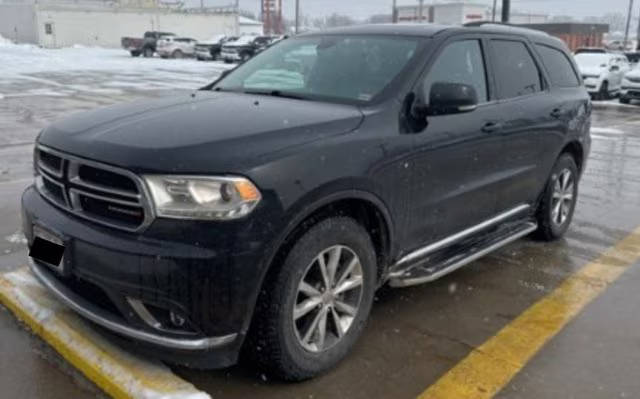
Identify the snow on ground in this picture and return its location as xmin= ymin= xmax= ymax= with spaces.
xmin=0 ymin=39 xmax=234 ymax=99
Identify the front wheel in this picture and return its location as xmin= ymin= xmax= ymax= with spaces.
xmin=172 ymin=50 xmax=184 ymax=59
xmin=620 ymin=97 xmax=631 ymax=104
xmin=247 ymin=217 xmax=377 ymax=381
xmin=598 ymin=81 xmax=609 ymax=101
xmin=535 ymin=154 xmax=579 ymax=241
xmin=143 ymin=47 xmax=154 ymax=58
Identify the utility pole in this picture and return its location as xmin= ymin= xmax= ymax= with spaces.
xmin=624 ymin=0 xmax=634 ymax=50
xmin=501 ymin=0 xmax=510 ymax=23
xmin=637 ymin=3 xmax=640 ymax=50
xmin=392 ymin=0 xmax=397 ymax=23
xmin=418 ymin=0 xmax=424 ymax=23
xmin=492 ymin=0 xmax=498 ymax=22
xmin=295 ymin=0 xmax=300 ymax=34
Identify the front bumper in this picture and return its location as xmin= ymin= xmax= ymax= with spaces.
xmin=195 ymin=50 xmax=214 ymax=60
xmin=21 ymin=185 xmax=272 ymax=367
xmin=221 ymin=51 xmax=241 ymax=61
xmin=583 ymin=77 xmax=602 ymax=93
xmin=621 ymin=82 xmax=640 ymax=99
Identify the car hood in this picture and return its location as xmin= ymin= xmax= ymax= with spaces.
xmin=38 ymin=91 xmax=364 ymax=173
xmin=625 ymin=69 xmax=640 ymax=79
xmin=578 ymin=66 xmax=605 ymax=76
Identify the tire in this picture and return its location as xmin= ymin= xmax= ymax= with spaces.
xmin=620 ymin=97 xmax=631 ymax=104
xmin=240 ymin=52 xmax=251 ymax=62
xmin=130 ymin=51 xmax=141 ymax=57
xmin=143 ymin=47 xmax=154 ymax=58
xmin=534 ymin=154 xmax=579 ymax=241
xmin=247 ymin=217 xmax=377 ymax=381
xmin=172 ymin=50 xmax=184 ymax=59
xmin=598 ymin=81 xmax=609 ymax=100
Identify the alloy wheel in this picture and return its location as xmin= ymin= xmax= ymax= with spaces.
xmin=293 ymin=245 xmax=364 ymax=353
xmin=551 ymin=169 xmax=575 ymax=226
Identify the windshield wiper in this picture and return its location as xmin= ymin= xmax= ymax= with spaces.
xmin=242 ymin=89 xmax=310 ymax=101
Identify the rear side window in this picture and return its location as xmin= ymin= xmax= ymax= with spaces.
xmin=490 ymin=40 xmax=542 ymax=99
xmin=535 ymin=44 xmax=580 ymax=87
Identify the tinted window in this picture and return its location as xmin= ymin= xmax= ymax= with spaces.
xmin=535 ymin=44 xmax=580 ymax=88
xmin=491 ymin=40 xmax=542 ymax=98
xmin=423 ymin=40 xmax=488 ymax=103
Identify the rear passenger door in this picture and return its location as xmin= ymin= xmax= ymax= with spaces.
xmin=487 ymin=38 xmax=565 ymax=212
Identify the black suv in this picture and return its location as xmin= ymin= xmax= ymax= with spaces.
xmin=24 ymin=24 xmax=590 ymax=381
xmin=220 ymin=35 xmax=273 ymax=62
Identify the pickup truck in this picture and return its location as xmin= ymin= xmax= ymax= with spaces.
xmin=121 ymin=31 xmax=175 ymax=57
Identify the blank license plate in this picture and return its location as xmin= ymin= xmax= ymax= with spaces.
xmin=29 ymin=225 xmax=65 ymax=273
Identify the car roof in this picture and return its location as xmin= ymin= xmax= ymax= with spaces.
xmin=298 ymin=23 xmax=565 ymax=49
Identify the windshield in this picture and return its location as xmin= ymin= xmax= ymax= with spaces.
xmin=215 ymin=35 xmax=422 ymax=104
xmin=575 ymin=54 xmax=610 ymax=68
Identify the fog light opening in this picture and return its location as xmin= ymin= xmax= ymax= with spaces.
xmin=170 ymin=311 xmax=186 ymax=328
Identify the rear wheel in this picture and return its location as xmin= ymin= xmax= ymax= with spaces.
xmin=535 ymin=154 xmax=579 ymax=241
xmin=247 ymin=217 xmax=376 ymax=381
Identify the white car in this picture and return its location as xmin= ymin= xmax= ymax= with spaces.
xmin=620 ymin=63 xmax=640 ymax=104
xmin=156 ymin=36 xmax=197 ymax=59
xmin=575 ymin=53 xmax=629 ymax=99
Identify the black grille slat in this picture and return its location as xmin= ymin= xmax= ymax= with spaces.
xmin=35 ymin=146 xmax=149 ymax=231
xmin=78 ymin=165 xmax=139 ymax=194
xmin=79 ymin=195 xmax=145 ymax=228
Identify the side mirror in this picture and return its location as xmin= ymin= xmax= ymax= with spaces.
xmin=428 ymin=82 xmax=478 ymax=115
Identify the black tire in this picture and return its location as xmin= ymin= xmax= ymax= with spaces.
xmin=130 ymin=51 xmax=141 ymax=57
xmin=620 ymin=97 xmax=631 ymax=104
xmin=534 ymin=154 xmax=579 ymax=241
xmin=598 ymin=81 xmax=609 ymax=101
xmin=240 ymin=52 xmax=251 ymax=62
xmin=247 ymin=217 xmax=377 ymax=381
xmin=172 ymin=50 xmax=184 ymax=59
xmin=143 ymin=47 xmax=154 ymax=58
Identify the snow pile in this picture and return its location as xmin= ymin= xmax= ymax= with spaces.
xmin=0 ymin=34 xmax=14 ymax=46
xmin=0 ymin=44 xmax=235 ymax=98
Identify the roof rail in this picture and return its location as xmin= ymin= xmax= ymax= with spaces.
xmin=463 ymin=21 xmax=550 ymax=36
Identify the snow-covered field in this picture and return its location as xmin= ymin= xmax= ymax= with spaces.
xmin=0 ymin=39 xmax=233 ymax=99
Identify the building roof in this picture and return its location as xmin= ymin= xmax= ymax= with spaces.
xmin=239 ymin=16 xmax=263 ymax=26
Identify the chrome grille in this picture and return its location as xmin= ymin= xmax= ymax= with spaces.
xmin=35 ymin=145 xmax=152 ymax=232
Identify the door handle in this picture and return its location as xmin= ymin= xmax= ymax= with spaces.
xmin=550 ymin=108 xmax=563 ymax=118
xmin=481 ymin=121 xmax=503 ymax=133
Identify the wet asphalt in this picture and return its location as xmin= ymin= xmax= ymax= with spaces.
xmin=1 ymin=82 xmax=639 ymax=398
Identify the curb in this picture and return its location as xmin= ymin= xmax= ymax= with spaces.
xmin=0 ymin=266 xmax=210 ymax=399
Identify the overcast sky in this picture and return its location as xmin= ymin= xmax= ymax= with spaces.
xmin=230 ymin=0 xmax=636 ymax=20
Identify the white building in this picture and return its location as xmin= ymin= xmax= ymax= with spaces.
xmin=0 ymin=0 xmax=240 ymax=48
xmin=396 ymin=2 xmax=547 ymax=26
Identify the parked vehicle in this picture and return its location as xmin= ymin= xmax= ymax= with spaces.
xmin=24 ymin=24 xmax=590 ymax=381
xmin=625 ymin=51 xmax=640 ymax=65
xmin=195 ymin=35 xmax=237 ymax=61
xmin=220 ymin=35 xmax=272 ymax=62
xmin=575 ymin=52 xmax=629 ymax=99
xmin=620 ymin=63 xmax=640 ymax=103
xmin=157 ymin=36 xmax=198 ymax=59
xmin=121 ymin=31 xmax=175 ymax=58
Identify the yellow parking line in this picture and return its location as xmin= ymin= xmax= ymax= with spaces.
xmin=0 ymin=267 xmax=209 ymax=399
xmin=418 ymin=227 xmax=640 ymax=399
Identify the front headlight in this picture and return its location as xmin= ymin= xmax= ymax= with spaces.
xmin=144 ymin=175 xmax=261 ymax=220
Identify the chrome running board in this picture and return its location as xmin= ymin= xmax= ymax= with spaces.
xmin=393 ymin=204 xmax=530 ymax=268
xmin=388 ymin=221 xmax=537 ymax=288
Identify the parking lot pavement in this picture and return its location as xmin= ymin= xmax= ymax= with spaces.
xmin=1 ymin=66 xmax=640 ymax=398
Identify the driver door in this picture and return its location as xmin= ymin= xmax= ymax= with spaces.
xmin=405 ymin=37 xmax=505 ymax=251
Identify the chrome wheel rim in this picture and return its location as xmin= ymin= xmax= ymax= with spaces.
xmin=293 ymin=245 xmax=364 ymax=353
xmin=551 ymin=169 xmax=575 ymax=226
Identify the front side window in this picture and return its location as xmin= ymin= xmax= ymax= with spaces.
xmin=423 ymin=39 xmax=488 ymax=103
xmin=491 ymin=40 xmax=542 ymax=99
xmin=535 ymin=44 xmax=580 ymax=88
xmin=216 ymin=35 xmax=422 ymax=104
